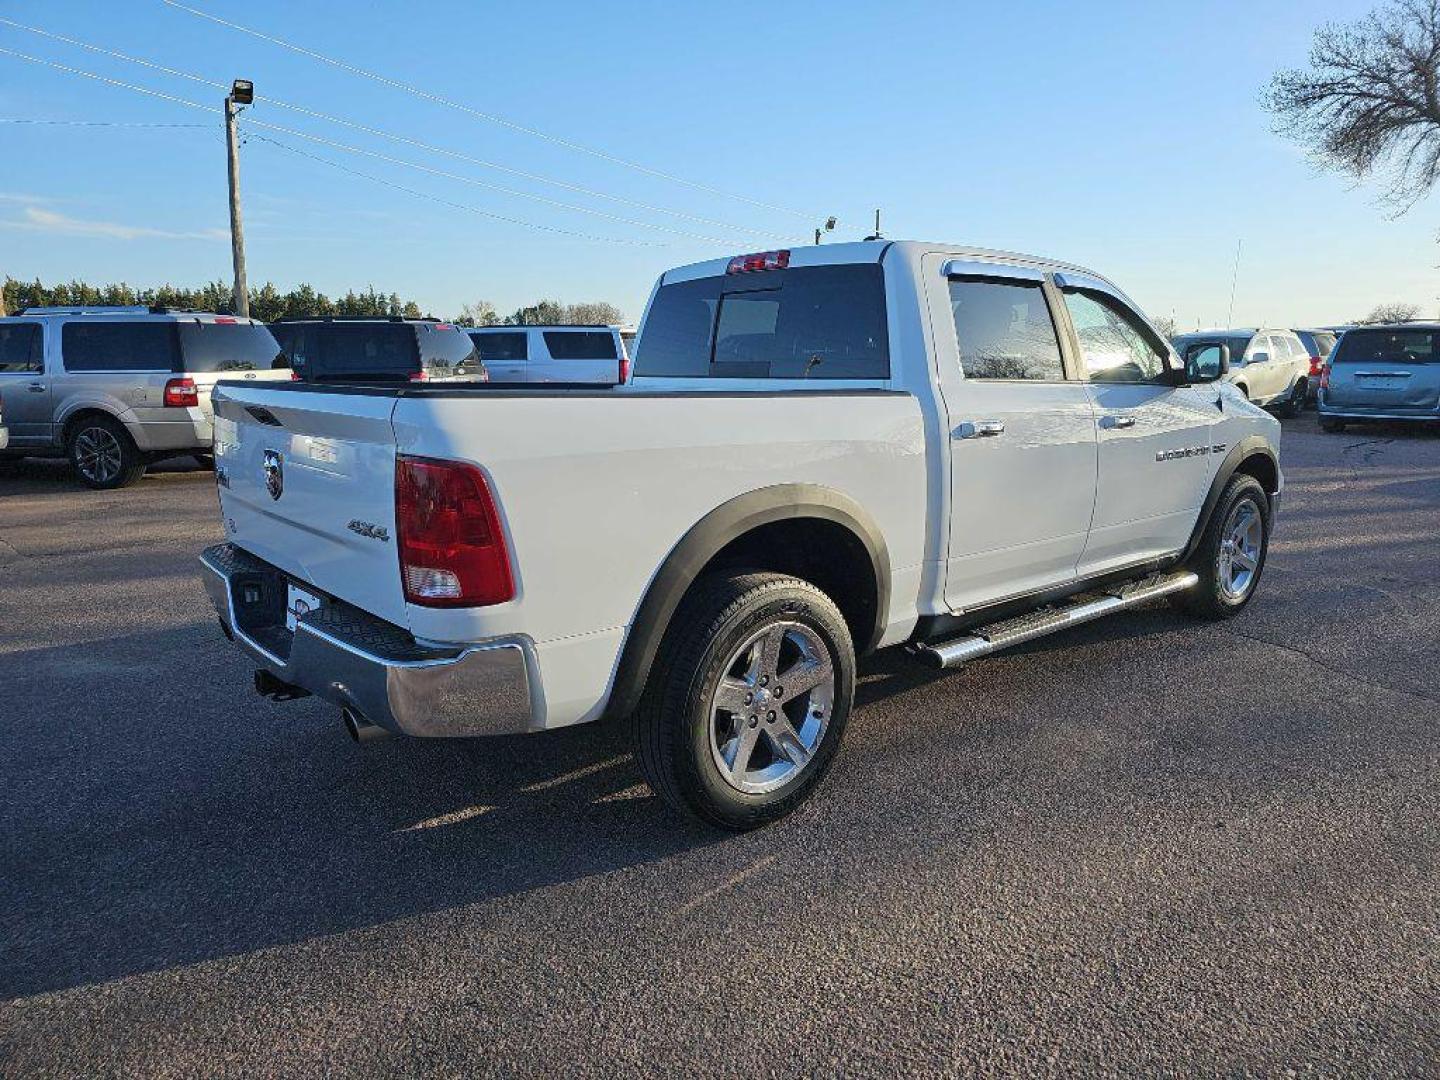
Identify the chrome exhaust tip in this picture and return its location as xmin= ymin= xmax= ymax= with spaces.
xmin=342 ymin=706 xmax=389 ymax=743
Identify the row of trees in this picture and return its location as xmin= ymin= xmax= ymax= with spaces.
xmin=0 ymin=278 xmax=628 ymax=327
xmin=1 ymin=278 xmax=425 ymax=322
xmin=456 ymin=298 xmax=625 ymax=327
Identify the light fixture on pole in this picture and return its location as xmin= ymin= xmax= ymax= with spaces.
xmin=225 ymin=79 xmax=252 ymax=317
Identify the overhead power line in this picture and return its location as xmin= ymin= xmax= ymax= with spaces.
xmin=0 ymin=117 xmax=209 ymax=127
xmin=0 ymin=16 xmax=771 ymax=239
xmin=0 ymin=46 xmax=672 ymax=246
xmin=246 ymin=131 xmax=664 ymax=246
xmin=159 ymin=0 xmax=816 ymax=220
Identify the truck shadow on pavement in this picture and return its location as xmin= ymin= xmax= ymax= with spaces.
xmin=0 ymin=622 xmax=722 ymax=1000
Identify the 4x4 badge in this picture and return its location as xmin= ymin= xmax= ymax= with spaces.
xmin=262 ymin=449 xmax=284 ymax=500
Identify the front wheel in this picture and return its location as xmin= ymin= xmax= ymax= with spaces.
xmin=67 ymin=415 xmax=146 ymax=489
xmin=632 ymin=571 xmax=855 ymax=830
xmin=1172 ymin=474 xmax=1271 ymax=619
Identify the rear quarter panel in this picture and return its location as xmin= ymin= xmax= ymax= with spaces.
xmin=390 ymin=391 xmax=928 ymax=652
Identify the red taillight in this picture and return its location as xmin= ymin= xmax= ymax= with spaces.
xmin=163 ymin=377 xmax=199 ymax=408
xmin=408 ymin=369 xmax=430 ymax=382
xmin=395 ymin=456 xmax=514 ymax=608
xmin=619 ymin=351 xmax=632 ymax=383
xmin=726 ymin=249 xmax=790 ymax=274
xmin=1308 ymin=355 xmax=1323 ymax=377
xmin=289 ymin=369 xmax=302 ymax=381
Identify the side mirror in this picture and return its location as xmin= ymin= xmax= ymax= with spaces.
xmin=1184 ymin=342 xmax=1230 ymax=384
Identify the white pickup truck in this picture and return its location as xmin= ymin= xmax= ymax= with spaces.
xmin=201 ymin=240 xmax=1281 ymax=829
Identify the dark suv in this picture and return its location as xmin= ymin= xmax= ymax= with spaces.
xmin=272 ymin=318 xmax=487 ymax=384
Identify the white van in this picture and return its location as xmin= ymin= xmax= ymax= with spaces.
xmin=466 ymin=325 xmax=627 ymax=384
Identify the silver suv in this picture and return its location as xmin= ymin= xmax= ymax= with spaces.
xmin=1170 ymin=328 xmax=1311 ymax=417
xmin=0 ymin=306 xmax=291 ymax=488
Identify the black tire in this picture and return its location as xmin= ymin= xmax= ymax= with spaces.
xmin=1320 ymin=419 xmax=1347 ymax=433
xmin=1172 ymin=474 xmax=1271 ymax=620
xmin=632 ymin=571 xmax=856 ymax=831
xmin=67 ymin=415 xmax=146 ymax=490
xmin=1278 ymin=378 xmax=1306 ymax=418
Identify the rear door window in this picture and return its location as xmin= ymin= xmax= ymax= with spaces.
xmin=634 ymin=264 xmax=889 ymax=379
xmin=178 ymin=323 xmax=286 ymax=372
xmin=472 ymin=331 xmax=527 ymax=361
xmin=0 ymin=323 xmax=42 ymax=373
xmin=1333 ymin=328 xmax=1439 ymax=365
xmin=948 ymin=278 xmax=1065 ymax=380
xmin=543 ymin=330 xmax=617 ymax=360
xmin=61 ymin=322 xmax=180 ymax=372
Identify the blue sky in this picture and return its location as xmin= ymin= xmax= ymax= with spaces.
xmin=1 ymin=0 xmax=1435 ymax=327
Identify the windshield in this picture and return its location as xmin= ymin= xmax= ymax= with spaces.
xmin=1307 ymin=331 xmax=1337 ymax=357
xmin=635 ymin=264 xmax=889 ymax=379
xmin=178 ymin=323 xmax=286 ymax=372
xmin=1332 ymin=328 xmax=1439 ymax=366
xmin=274 ymin=322 xmax=420 ymax=381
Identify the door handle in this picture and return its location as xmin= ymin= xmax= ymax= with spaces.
xmin=1100 ymin=414 xmax=1136 ymax=430
xmin=954 ymin=419 xmax=1005 ymax=439
xmin=27 ymin=382 xmax=46 ymax=393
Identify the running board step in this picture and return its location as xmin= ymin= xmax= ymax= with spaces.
xmin=914 ymin=570 xmax=1199 ymax=670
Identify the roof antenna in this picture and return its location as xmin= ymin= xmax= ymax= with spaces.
xmin=863 ymin=209 xmax=883 ymax=242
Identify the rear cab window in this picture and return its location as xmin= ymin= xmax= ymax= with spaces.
xmin=61 ymin=321 xmax=180 ymax=372
xmin=1333 ymin=328 xmax=1439 ymax=365
xmin=0 ymin=323 xmax=43 ymax=373
xmin=634 ymin=263 xmax=889 ymax=380
xmin=948 ymin=278 xmax=1064 ymax=381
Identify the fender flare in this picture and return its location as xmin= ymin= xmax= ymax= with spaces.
xmin=605 ymin=484 xmax=891 ymax=719
xmin=1181 ymin=435 xmax=1280 ymax=561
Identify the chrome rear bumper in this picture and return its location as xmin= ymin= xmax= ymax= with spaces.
xmin=199 ymin=543 xmax=534 ymax=737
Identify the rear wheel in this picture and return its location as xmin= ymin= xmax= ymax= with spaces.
xmin=1173 ymin=474 xmax=1270 ymax=619
xmin=67 ymin=415 xmax=145 ymax=489
xmin=633 ymin=571 xmax=855 ymax=830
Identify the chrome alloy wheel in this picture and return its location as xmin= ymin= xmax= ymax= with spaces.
xmin=74 ymin=425 xmax=123 ymax=485
xmin=708 ymin=621 xmax=835 ymax=795
xmin=1218 ymin=499 xmax=1263 ymax=600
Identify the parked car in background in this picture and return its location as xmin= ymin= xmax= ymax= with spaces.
xmin=1318 ymin=323 xmax=1440 ymax=432
xmin=466 ymin=325 xmax=627 ymax=384
xmin=273 ymin=318 xmax=485 ymax=384
xmin=1294 ymin=328 xmax=1338 ymax=403
xmin=0 ymin=306 xmax=290 ymax=488
xmin=1170 ymin=328 xmax=1310 ymax=416
xmin=201 ymin=240 xmax=1282 ymax=830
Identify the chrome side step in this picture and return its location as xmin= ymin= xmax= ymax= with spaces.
xmin=915 ymin=570 xmax=1199 ymax=670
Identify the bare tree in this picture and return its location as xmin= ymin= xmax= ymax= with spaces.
xmin=1264 ymin=0 xmax=1440 ymax=210
xmin=1356 ymin=300 xmax=1422 ymax=322
xmin=566 ymin=301 xmax=624 ymax=325
xmin=1151 ymin=313 xmax=1177 ymax=340
xmin=455 ymin=299 xmax=499 ymax=328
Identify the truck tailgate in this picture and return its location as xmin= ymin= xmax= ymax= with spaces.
xmin=213 ymin=383 xmax=407 ymax=625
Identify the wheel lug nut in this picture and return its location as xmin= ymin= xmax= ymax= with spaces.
xmin=773 ymin=686 xmax=783 ymax=698
xmin=744 ymin=693 xmax=753 ymax=705
xmin=767 ymin=711 xmax=776 ymax=722
xmin=759 ymin=675 xmax=768 ymax=686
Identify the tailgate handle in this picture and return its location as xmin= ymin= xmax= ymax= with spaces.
xmin=246 ymin=405 xmax=284 ymax=426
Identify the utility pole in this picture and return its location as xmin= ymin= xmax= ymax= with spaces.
xmin=1225 ymin=238 xmax=1242 ymax=327
xmin=225 ymin=79 xmax=253 ymax=318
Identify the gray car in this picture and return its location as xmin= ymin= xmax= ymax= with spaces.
xmin=1318 ymin=322 xmax=1440 ymax=432
xmin=0 ymin=306 xmax=291 ymax=488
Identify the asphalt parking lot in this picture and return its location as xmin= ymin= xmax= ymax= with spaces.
xmin=2 ymin=414 xmax=1438 ymax=1077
